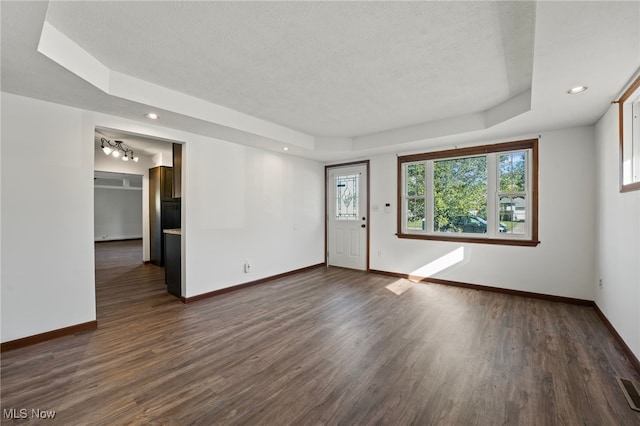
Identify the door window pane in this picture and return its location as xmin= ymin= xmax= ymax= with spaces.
xmin=336 ymin=174 xmax=359 ymax=220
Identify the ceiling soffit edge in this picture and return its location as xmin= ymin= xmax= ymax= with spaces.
xmin=37 ymin=19 xmax=315 ymax=150
xmin=37 ymin=5 xmax=533 ymax=155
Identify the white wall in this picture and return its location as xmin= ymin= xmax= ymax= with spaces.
xmin=184 ymin=137 xmax=325 ymax=297
xmin=94 ymin=186 xmax=143 ymax=241
xmin=369 ymin=126 xmax=597 ymax=300
xmin=1 ymin=93 xmax=96 ymax=342
xmin=1 ymin=92 xmax=325 ymax=342
xmin=595 ymin=105 xmax=640 ymax=359
xmin=94 ymin=152 xmax=155 ymax=260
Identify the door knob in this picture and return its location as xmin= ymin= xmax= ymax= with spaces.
xmin=362 ymin=217 xmax=366 ymax=221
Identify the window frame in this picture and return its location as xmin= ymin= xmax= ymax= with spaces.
xmin=617 ymin=72 xmax=640 ymax=193
xmin=397 ymin=139 xmax=539 ymax=247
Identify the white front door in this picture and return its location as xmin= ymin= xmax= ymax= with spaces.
xmin=327 ymin=164 xmax=368 ymax=270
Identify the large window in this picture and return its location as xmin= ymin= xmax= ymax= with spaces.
xmin=397 ymin=139 xmax=539 ymax=246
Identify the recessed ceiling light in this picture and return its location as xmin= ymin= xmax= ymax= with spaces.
xmin=567 ymin=86 xmax=588 ymax=94
xmin=145 ymin=113 xmax=159 ymax=119
xmin=283 ymin=147 xmax=289 ymax=151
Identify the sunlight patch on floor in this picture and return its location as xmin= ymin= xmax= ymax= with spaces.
xmin=385 ymin=279 xmax=414 ymax=295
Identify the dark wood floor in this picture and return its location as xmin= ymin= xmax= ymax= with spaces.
xmin=2 ymin=240 xmax=640 ymax=425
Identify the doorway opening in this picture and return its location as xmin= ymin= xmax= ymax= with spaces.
xmin=93 ymin=127 xmax=185 ymax=316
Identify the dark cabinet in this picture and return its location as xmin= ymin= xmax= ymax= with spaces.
xmin=149 ymin=166 xmax=180 ymax=266
xmin=153 ymin=166 xmax=173 ymax=201
xmin=172 ymin=143 xmax=182 ymax=199
xmin=164 ymin=231 xmax=181 ymax=297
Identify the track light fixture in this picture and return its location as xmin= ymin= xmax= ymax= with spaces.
xmin=100 ymin=138 xmax=139 ymax=162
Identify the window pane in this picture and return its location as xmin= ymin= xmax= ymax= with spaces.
xmin=633 ymin=94 xmax=640 ymax=182
xmin=433 ymin=156 xmax=487 ymax=232
xmin=406 ymin=163 xmax=425 ymax=196
xmin=499 ymin=152 xmax=527 ymax=192
xmin=336 ymin=174 xmax=358 ymax=220
xmin=406 ymin=199 xmax=425 ymax=230
xmin=499 ymin=195 xmax=527 ymax=235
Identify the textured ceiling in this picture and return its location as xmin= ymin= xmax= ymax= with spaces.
xmin=1 ymin=1 xmax=639 ymax=161
xmin=43 ymin=1 xmax=534 ymax=137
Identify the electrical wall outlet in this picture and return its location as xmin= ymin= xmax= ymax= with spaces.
xmin=598 ymin=278 xmax=603 ymax=288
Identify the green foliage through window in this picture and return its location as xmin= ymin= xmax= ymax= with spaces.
xmin=499 ymin=152 xmax=526 ymax=192
xmin=433 ymin=156 xmax=487 ymax=231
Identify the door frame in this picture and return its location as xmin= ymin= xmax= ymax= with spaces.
xmin=325 ymin=160 xmax=370 ymax=271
